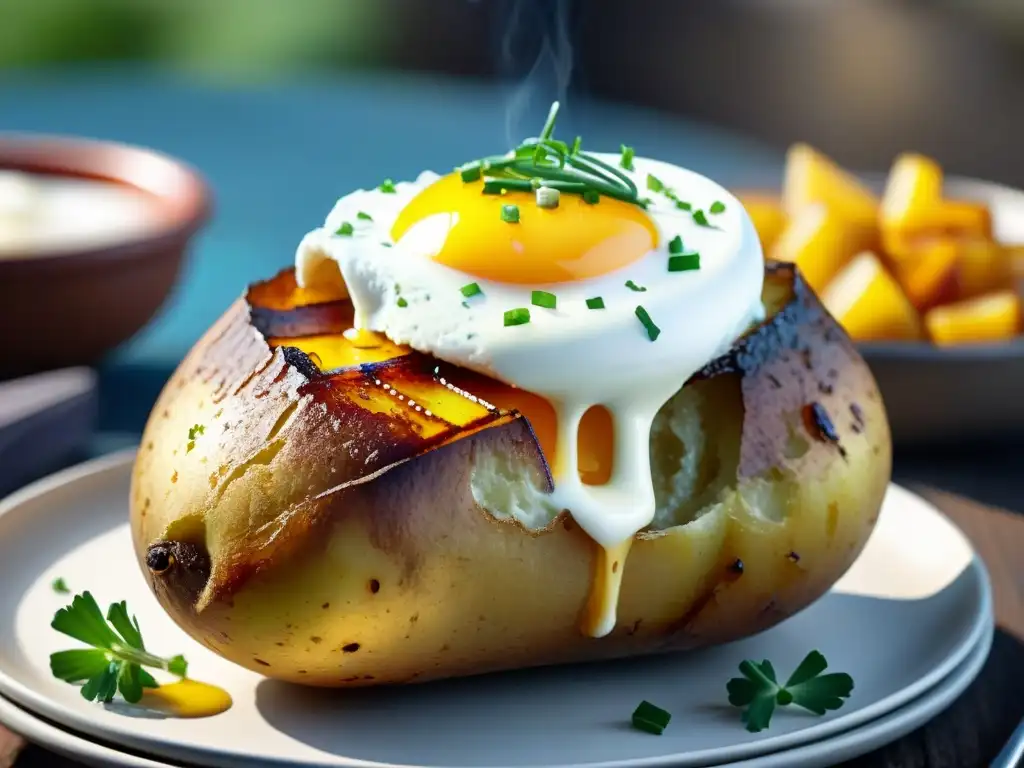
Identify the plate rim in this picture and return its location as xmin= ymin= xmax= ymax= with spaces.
xmin=0 ymin=694 xmax=181 ymax=768
xmin=0 ymin=619 xmax=994 ymax=768
xmin=0 ymin=449 xmax=996 ymax=768
xmin=712 ymin=617 xmax=994 ymax=768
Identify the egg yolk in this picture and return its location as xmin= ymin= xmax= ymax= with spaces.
xmin=391 ymin=173 xmax=658 ymax=284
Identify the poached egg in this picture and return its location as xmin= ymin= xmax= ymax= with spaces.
xmin=296 ymin=112 xmax=764 ymax=637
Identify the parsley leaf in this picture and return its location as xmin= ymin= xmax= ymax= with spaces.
xmin=784 ymin=651 xmax=854 ymax=715
xmin=727 ymin=651 xmax=852 ymax=732
xmin=50 ymin=592 xmax=187 ymax=704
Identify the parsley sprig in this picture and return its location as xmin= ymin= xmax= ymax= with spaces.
xmin=458 ymin=102 xmax=644 ymax=208
xmin=49 ymin=592 xmax=188 ymax=704
xmin=727 ymin=651 xmax=853 ymax=732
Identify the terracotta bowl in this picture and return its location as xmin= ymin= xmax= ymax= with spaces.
xmin=0 ymin=134 xmax=211 ymax=377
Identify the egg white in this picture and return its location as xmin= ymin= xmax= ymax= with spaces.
xmin=297 ymin=156 xmax=761 ymax=389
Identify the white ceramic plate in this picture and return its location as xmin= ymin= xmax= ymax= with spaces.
xmin=0 ymin=450 xmax=993 ymax=768
xmin=0 ymin=623 xmax=993 ymax=768
xmin=853 ymin=175 xmax=1024 ymax=445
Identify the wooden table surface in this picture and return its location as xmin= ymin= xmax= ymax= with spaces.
xmin=0 ymin=486 xmax=1020 ymax=768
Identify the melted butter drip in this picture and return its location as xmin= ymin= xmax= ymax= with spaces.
xmin=581 ymin=539 xmax=633 ymax=638
xmin=139 ymin=680 xmax=233 ymax=718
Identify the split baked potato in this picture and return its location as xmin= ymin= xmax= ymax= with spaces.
xmin=130 ymin=262 xmax=891 ymax=686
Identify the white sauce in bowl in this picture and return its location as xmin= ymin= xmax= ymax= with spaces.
xmin=0 ymin=170 xmax=162 ymax=256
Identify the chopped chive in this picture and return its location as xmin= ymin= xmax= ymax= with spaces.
xmin=531 ymin=290 xmax=557 ymax=309
xmin=379 ymin=179 xmax=397 ymax=193
xmin=460 ymin=282 xmax=482 ymax=298
xmin=455 ymin=101 xmax=656 ymax=211
xmin=462 ymin=301 xmax=470 ymax=309
xmin=501 ymin=204 xmax=521 ymax=223
xmin=668 ymin=253 xmax=701 ymax=272
xmin=647 ymin=174 xmax=665 ymax=193
xmin=675 ymin=199 xmax=693 ymax=211
xmin=586 ymin=296 xmax=605 ymax=309
xmin=620 ymin=145 xmax=636 ymax=171
xmin=504 ymin=307 xmax=531 ymax=327
xmin=335 ymin=221 xmax=354 ymax=236
xmin=381 ymin=242 xmax=392 ymax=248
xmin=51 ymin=577 xmax=70 ymax=594
xmin=539 ymin=101 xmax=560 ymax=141
xmin=357 ymin=211 xmax=373 ymax=221
xmin=693 ymin=209 xmax=715 ymax=227
xmin=668 ymin=235 xmax=684 ymax=254
xmin=625 ymin=279 xmax=647 ymax=292
xmin=535 ymin=186 xmax=560 ymax=209
xmin=632 ymin=701 xmax=671 ymax=735
xmin=710 ymin=200 xmax=726 ymax=214
xmin=483 ymin=179 xmax=536 ymax=193
xmin=397 ymin=297 xmax=408 ymax=308
xmin=635 ymin=306 xmax=661 ymax=341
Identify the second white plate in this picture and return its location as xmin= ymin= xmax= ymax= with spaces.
xmin=0 ymin=450 xmax=994 ymax=768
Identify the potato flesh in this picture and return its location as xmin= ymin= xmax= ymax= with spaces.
xmin=471 ymin=376 xmax=744 ymax=534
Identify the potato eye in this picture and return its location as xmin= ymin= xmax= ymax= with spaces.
xmin=146 ymin=544 xmax=175 ymax=574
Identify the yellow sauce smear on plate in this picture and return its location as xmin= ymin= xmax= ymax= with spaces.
xmin=140 ymin=680 xmax=233 ymax=718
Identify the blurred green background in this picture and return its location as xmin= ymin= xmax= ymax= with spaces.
xmin=0 ymin=0 xmax=497 ymax=79
xmin=6 ymin=0 xmax=1024 ymax=190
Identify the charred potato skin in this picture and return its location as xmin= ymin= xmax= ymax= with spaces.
xmin=130 ymin=263 xmax=891 ymax=686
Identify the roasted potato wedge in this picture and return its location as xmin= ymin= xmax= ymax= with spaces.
xmin=770 ymin=203 xmax=878 ymax=295
xmin=130 ymin=263 xmax=890 ymax=686
xmin=736 ymin=193 xmax=787 ymax=253
xmin=925 ymin=290 xmax=1022 ymax=346
xmin=782 ymin=143 xmax=878 ymax=229
xmin=821 ymin=252 xmax=924 ymax=342
xmin=891 ymin=239 xmax=959 ymax=311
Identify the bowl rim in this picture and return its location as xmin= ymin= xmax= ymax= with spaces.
xmin=0 ymin=132 xmax=212 ymax=274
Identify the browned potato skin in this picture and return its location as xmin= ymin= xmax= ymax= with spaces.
xmin=130 ymin=263 xmax=891 ymax=686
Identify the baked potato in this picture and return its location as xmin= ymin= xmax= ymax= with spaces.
xmin=130 ymin=261 xmax=891 ymax=686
